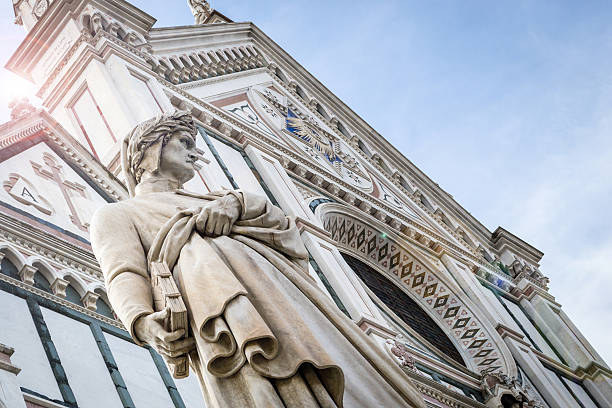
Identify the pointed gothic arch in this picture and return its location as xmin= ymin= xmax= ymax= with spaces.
xmin=316 ymin=203 xmax=516 ymax=376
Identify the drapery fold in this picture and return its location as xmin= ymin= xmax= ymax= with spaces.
xmin=145 ymin=191 xmax=344 ymax=406
xmin=92 ymin=189 xmax=426 ymax=407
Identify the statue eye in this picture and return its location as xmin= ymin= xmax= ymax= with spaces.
xmin=182 ymin=137 xmax=194 ymax=148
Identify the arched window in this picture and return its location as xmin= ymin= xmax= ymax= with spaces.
xmin=33 ymin=272 xmax=51 ymax=293
xmin=0 ymin=258 xmax=19 ymax=280
xmin=342 ymin=253 xmax=466 ymax=366
xmin=95 ymin=297 xmax=114 ymax=319
xmin=65 ymin=285 xmax=83 ymax=307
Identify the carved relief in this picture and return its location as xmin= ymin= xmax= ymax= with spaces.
xmin=31 ymin=153 xmax=92 ymax=232
xmin=508 ymin=258 xmax=549 ymax=289
xmin=480 ymin=372 xmax=544 ymax=408
xmin=3 ymin=174 xmax=54 ymax=215
xmin=8 ymin=97 xmax=36 ymax=120
xmin=224 ymin=102 xmax=275 ymax=136
xmin=371 ymin=176 xmax=419 ymax=219
xmin=258 ymin=88 xmax=374 ymax=190
xmin=386 ymin=340 xmax=419 ymax=373
xmin=32 ymin=0 xmax=48 ymax=18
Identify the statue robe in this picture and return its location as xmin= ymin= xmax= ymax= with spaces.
xmin=90 ymin=189 xmax=425 ymax=408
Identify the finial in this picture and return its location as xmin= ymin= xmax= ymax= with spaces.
xmin=8 ymin=97 xmax=36 ymax=120
xmin=188 ymin=0 xmax=212 ymax=24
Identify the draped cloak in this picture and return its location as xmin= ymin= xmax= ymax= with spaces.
xmin=90 ymin=189 xmax=425 ymax=408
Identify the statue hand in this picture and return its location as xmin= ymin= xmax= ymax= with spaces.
xmin=195 ymin=194 xmax=241 ymax=237
xmin=134 ymin=308 xmax=195 ymax=359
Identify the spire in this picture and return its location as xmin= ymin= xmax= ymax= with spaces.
xmin=188 ymin=0 xmax=212 ymax=24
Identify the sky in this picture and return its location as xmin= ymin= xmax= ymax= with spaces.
xmin=0 ymin=1 xmax=611 ymax=366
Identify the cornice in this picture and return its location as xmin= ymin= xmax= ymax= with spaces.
xmin=0 ymin=272 xmax=120 ymax=329
xmin=178 ymin=67 xmax=268 ymax=90
xmin=492 ymin=227 xmax=544 ymax=265
xmin=0 ymin=210 xmax=101 ymax=279
xmin=148 ymin=21 xmax=254 ymax=54
xmin=406 ymin=371 xmax=487 ymax=408
xmin=0 ymin=111 xmax=126 ymax=202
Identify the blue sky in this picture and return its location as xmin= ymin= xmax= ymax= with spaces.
xmin=1 ymin=1 xmax=611 ymax=365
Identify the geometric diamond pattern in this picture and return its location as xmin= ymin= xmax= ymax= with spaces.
xmin=412 ymin=272 xmax=426 ymax=288
xmin=423 ymin=283 xmax=438 ymax=298
xmin=433 ymin=294 xmax=449 ymax=308
xmin=461 ymin=329 xmax=479 ymax=339
xmin=444 ymin=306 xmax=460 ymax=319
xmin=323 ymin=212 xmax=506 ymax=374
xmin=474 ymin=349 xmax=493 ymax=358
xmin=468 ymin=339 xmax=487 ymax=349
xmin=453 ymin=317 xmax=470 ymax=329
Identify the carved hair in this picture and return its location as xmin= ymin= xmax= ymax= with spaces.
xmin=121 ymin=111 xmax=197 ymax=196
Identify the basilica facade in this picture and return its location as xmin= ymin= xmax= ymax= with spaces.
xmin=0 ymin=0 xmax=609 ymax=407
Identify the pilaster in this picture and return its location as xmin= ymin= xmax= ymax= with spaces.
xmin=243 ymin=145 xmax=315 ymax=221
xmin=497 ymin=326 xmax=579 ymax=407
xmin=243 ymin=144 xmax=395 ymax=338
xmin=440 ymin=255 xmax=514 ymax=330
xmin=515 ymin=279 xmax=597 ymax=369
xmin=576 ymin=362 xmax=612 ymax=407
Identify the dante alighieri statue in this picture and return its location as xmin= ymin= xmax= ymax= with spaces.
xmin=90 ymin=111 xmax=425 ymax=407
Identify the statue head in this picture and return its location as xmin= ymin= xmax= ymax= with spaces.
xmin=121 ymin=110 xmax=198 ymax=196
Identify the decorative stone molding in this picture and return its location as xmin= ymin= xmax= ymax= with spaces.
xmin=18 ymin=264 xmax=37 ymax=286
xmin=150 ymin=45 xmax=264 ymax=86
xmin=508 ymin=259 xmax=549 ymax=290
xmin=51 ymin=277 xmax=69 ymax=298
xmin=0 ymin=344 xmax=20 ymax=375
xmin=0 ymin=272 xmax=120 ymax=329
xmin=81 ymin=291 xmax=100 ymax=311
xmin=287 ymin=80 xmax=298 ymax=93
xmin=480 ymin=372 xmax=544 ymax=408
xmin=386 ymin=340 xmax=418 ymax=372
xmin=321 ymin=210 xmax=511 ymax=374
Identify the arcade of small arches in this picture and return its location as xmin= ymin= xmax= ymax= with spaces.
xmin=0 ymin=243 xmax=114 ymax=319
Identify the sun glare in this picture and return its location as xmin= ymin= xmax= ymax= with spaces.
xmin=0 ymin=71 xmax=40 ymax=122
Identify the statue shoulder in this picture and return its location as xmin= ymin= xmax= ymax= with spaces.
xmin=90 ymin=201 xmax=137 ymax=235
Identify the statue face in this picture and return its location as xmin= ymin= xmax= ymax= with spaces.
xmin=158 ymin=130 xmax=198 ymax=184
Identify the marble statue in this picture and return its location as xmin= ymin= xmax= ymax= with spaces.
xmin=188 ymin=0 xmax=212 ymax=24
xmin=90 ymin=111 xmax=425 ymax=407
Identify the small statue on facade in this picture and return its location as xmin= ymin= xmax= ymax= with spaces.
xmin=188 ymin=0 xmax=212 ymax=24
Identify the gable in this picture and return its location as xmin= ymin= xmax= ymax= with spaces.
xmin=0 ymin=140 xmax=110 ymax=240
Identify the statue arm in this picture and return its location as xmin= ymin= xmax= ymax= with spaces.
xmin=230 ymin=190 xmax=309 ymax=262
xmin=90 ymin=204 xmax=154 ymax=344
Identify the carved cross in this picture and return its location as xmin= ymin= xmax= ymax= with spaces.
xmin=31 ymin=153 xmax=89 ymax=232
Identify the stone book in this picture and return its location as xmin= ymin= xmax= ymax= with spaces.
xmin=150 ymin=261 xmax=189 ymax=378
